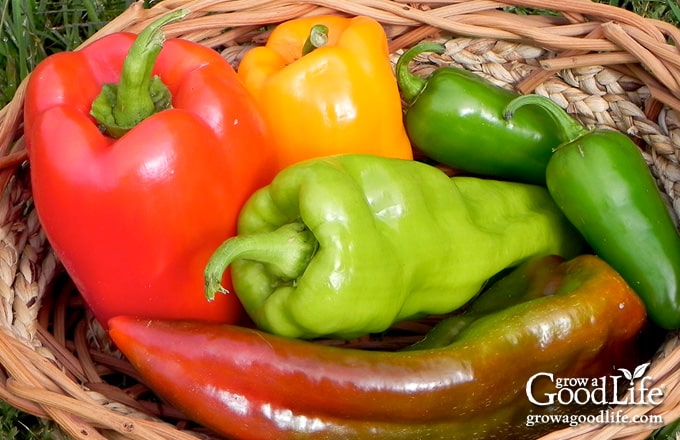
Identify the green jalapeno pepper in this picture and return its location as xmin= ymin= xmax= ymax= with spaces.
xmin=111 ymin=254 xmax=648 ymax=440
xmin=204 ymin=154 xmax=585 ymax=339
xmin=504 ymin=94 xmax=680 ymax=330
xmin=396 ymin=42 xmax=563 ymax=184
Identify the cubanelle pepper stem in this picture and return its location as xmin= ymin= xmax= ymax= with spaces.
xmin=205 ymin=222 xmax=317 ymax=297
xmin=90 ymin=9 xmax=189 ymax=137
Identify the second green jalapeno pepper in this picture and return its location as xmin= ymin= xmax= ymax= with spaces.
xmin=504 ymin=94 xmax=680 ymax=330
xmin=396 ymin=42 xmax=563 ymax=184
xmin=205 ymin=154 xmax=585 ymax=339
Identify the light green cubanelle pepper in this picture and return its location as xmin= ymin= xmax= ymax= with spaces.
xmin=205 ymin=154 xmax=586 ymax=339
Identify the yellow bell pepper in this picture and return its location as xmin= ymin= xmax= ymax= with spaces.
xmin=237 ymin=15 xmax=413 ymax=170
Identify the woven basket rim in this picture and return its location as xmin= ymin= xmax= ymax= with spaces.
xmin=1 ymin=1 xmax=679 ymax=439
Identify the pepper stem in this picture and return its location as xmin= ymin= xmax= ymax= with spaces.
xmin=90 ymin=9 xmax=189 ymax=138
xmin=302 ymin=24 xmax=329 ymax=56
xmin=205 ymin=222 xmax=318 ymax=300
xmin=503 ymin=94 xmax=588 ymax=145
xmin=395 ymin=42 xmax=446 ymax=105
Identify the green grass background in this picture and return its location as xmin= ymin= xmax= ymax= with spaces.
xmin=1 ymin=0 xmax=679 ymax=438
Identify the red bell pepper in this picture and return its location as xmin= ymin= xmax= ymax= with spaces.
xmin=23 ymin=11 xmax=275 ymax=327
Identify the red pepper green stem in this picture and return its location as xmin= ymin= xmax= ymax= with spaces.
xmin=503 ymin=94 xmax=588 ymax=144
xmin=301 ymin=24 xmax=329 ymax=56
xmin=205 ymin=222 xmax=317 ymax=299
xmin=395 ymin=42 xmax=446 ymax=104
xmin=90 ymin=9 xmax=188 ymax=138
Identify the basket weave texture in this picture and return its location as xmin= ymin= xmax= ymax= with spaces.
xmin=0 ymin=0 xmax=679 ymax=439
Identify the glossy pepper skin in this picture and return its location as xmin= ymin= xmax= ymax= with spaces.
xmin=204 ymin=154 xmax=585 ymax=339
xmin=237 ymin=15 xmax=413 ymax=170
xmin=396 ymin=42 xmax=562 ymax=184
xmin=110 ymin=254 xmax=647 ymax=440
xmin=405 ymin=254 xmax=566 ymax=350
xmin=505 ymin=95 xmax=680 ymax=330
xmin=23 ymin=12 xmax=275 ymax=327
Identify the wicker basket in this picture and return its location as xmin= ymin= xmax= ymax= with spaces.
xmin=0 ymin=0 xmax=679 ymax=439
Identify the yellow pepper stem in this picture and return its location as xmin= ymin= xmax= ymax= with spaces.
xmin=302 ymin=24 xmax=329 ymax=55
